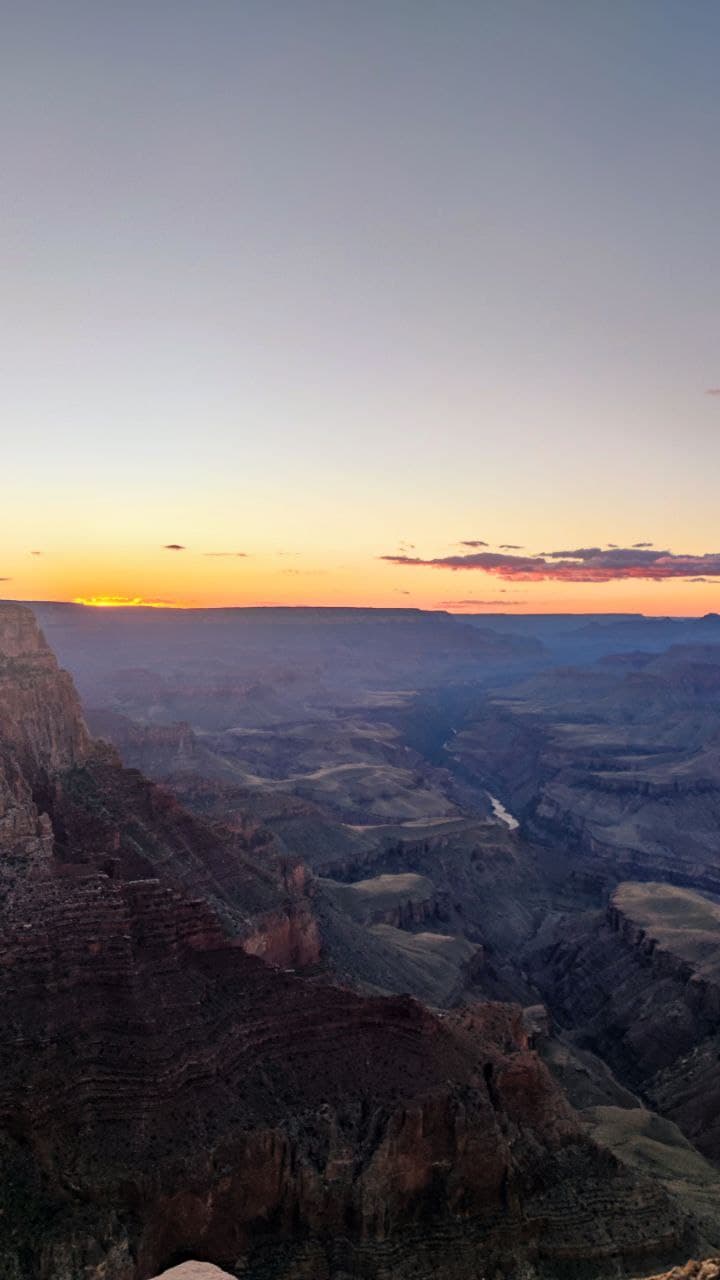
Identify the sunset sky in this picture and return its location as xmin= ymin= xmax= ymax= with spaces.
xmin=3 ymin=1 xmax=720 ymax=615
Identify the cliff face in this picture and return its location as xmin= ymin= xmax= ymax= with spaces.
xmin=0 ymin=602 xmax=91 ymax=770
xmin=0 ymin=605 xmax=705 ymax=1278
xmin=320 ymin=872 xmax=442 ymax=929
xmin=531 ymin=883 xmax=720 ymax=1160
xmin=523 ymin=774 xmax=720 ymax=900
xmin=87 ymin=709 xmax=201 ymax=775
xmin=0 ymin=602 xmax=92 ymax=879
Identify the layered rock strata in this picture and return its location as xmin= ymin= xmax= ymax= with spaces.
xmin=0 ymin=606 xmax=704 ymax=1278
xmin=532 ymin=882 xmax=720 ymax=1159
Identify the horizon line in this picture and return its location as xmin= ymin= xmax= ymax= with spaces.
xmin=5 ymin=596 xmax=718 ymax=621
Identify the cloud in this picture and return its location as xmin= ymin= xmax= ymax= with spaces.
xmin=706 ymin=389 xmax=720 ymax=395
xmin=499 ymin=544 xmax=524 ymax=550
xmin=163 ymin=543 xmax=186 ymax=551
xmin=632 ymin=541 xmax=653 ymax=549
xmin=380 ymin=546 xmax=720 ymax=583
xmin=607 ymin=543 xmax=619 ymax=548
xmin=203 ymin=551 xmax=248 ymax=558
xmin=689 ymin=577 xmax=720 ymax=584
xmin=280 ymin=568 xmax=326 ymax=576
xmin=30 ymin=550 xmax=42 ymax=556
xmin=546 ymin=547 xmax=603 ymax=560
xmin=276 ymin=550 xmax=300 ymax=557
xmin=0 ymin=577 xmax=11 ymax=582
xmin=393 ymin=588 xmax=411 ymax=595
xmin=440 ymin=598 xmax=526 ymax=606
xmin=459 ymin=540 xmax=488 ymax=548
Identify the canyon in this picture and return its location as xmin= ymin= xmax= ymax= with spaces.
xmin=3 ymin=600 xmax=720 ymax=1275
xmin=450 ymin=642 xmax=720 ymax=894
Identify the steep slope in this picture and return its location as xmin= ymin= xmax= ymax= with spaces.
xmin=531 ymin=882 xmax=720 ymax=1161
xmin=0 ymin=602 xmax=91 ymax=876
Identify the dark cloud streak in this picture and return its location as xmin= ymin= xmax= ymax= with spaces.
xmin=440 ymin=598 xmax=526 ymax=606
xmin=547 ymin=547 xmax=603 ymax=560
xmin=381 ymin=546 xmax=720 ymax=583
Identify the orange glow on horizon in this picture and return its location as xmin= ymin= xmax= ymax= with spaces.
xmin=72 ymin=596 xmax=187 ymax=609
xmin=6 ymin=546 xmax=718 ymax=617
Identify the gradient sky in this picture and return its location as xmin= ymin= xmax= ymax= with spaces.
xmin=3 ymin=1 xmax=720 ymax=613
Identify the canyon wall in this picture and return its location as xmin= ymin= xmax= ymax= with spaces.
xmin=532 ymin=883 xmax=720 ymax=1160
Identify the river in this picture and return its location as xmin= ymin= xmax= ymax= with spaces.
xmin=488 ymin=793 xmax=520 ymax=830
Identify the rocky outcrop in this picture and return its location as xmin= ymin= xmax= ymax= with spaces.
xmin=531 ymin=883 xmax=720 ymax=1160
xmin=87 ymin=709 xmax=201 ymax=775
xmin=240 ymin=903 xmax=322 ymax=968
xmin=320 ymin=872 xmax=442 ymax=929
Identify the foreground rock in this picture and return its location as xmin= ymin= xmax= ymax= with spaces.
xmin=639 ymin=1264 xmax=720 ymax=1280
xmin=152 ymin=1268 xmax=235 ymax=1280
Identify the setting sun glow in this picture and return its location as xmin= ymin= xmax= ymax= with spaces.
xmin=72 ymin=596 xmax=183 ymax=609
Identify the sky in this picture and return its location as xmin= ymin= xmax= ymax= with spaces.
xmin=3 ymin=0 xmax=720 ymax=614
